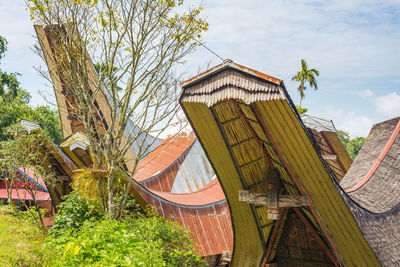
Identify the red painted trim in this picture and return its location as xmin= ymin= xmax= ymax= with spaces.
xmin=251 ymin=103 xmax=343 ymax=266
xmin=230 ymin=99 xmax=274 ymax=168
xmin=294 ymin=208 xmax=338 ymax=267
xmin=346 ymin=119 xmax=400 ymax=192
xmin=262 ymin=208 xmax=288 ymax=266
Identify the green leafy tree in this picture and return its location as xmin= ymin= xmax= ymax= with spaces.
xmin=295 ymin=105 xmax=308 ymax=115
xmin=28 ymin=0 xmax=208 ymax=219
xmin=94 ymin=62 xmax=123 ymax=92
xmin=291 ymin=59 xmax=320 ymax=107
xmin=0 ymin=35 xmax=62 ymax=144
xmin=337 ymin=130 xmax=366 ymax=160
xmin=0 ymin=36 xmax=7 ymax=60
xmin=0 ymin=126 xmax=56 ymax=231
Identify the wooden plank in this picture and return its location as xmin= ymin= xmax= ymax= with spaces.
xmin=239 ymin=190 xmax=308 ymax=208
xmin=267 ymin=169 xmax=279 ymax=220
xmin=257 ymin=100 xmax=379 ymax=266
xmin=322 ymin=154 xmax=337 ymax=161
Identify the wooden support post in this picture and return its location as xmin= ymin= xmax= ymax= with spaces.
xmin=239 ymin=190 xmax=308 ymax=207
xmin=219 ymin=251 xmax=232 ymax=265
xmin=267 ymin=168 xmax=280 ymax=220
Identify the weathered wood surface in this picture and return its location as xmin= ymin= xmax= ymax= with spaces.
xmin=322 ymin=154 xmax=337 ymax=160
xmin=239 ymin=190 xmax=308 ymax=207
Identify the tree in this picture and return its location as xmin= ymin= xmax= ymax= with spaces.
xmin=0 ymin=35 xmax=62 ymax=144
xmin=0 ymin=126 xmax=56 ymax=231
xmin=27 ymin=0 xmax=208 ymax=218
xmin=291 ymin=59 xmax=320 ymax=107
xmin=337 ymin=130 xmax=365 ymax=160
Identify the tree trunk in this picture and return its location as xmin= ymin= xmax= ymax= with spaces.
xmin=108 ymin=165 xmax=115 ymax=219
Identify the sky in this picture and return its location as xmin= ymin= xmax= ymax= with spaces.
xmin=0 ymin=0 xmax=400 ymax=137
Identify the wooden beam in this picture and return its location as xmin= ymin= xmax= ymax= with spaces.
xmin=239 ymin=190 xmax=308 ymax=208
xmin=56 ymin=175 xmax=70 ymax=181
xmin=322 ymin=154 xmax=337 ymax=160
xmin=219 ymin=251 xmax=232 ymax=265
xmin=267 ymin=170 xmax=279 ymax=220
xmin=239 ymin=157 xmax=265 ymax=168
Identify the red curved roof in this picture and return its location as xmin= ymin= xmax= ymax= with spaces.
xmin=133 ymin=181 xmax=233 ymax=257
xmin=135 ymin=133 xmax=195 ymax=183
xmin=131 ymin=133 xmax=233 ymax=256
xmin=0 ymin=189 xmax=50 ymax=201
xmin=148 ymin=178 xmax=225 ymax=206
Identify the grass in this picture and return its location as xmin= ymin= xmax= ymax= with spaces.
xmin=0 ymin=205 xmax=45 ymax=266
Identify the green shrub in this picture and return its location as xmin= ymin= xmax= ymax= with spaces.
xmin=127 ymin=214 xmax=203 ymax=266
xmin=45 ymin=219 xmax=164 ymax=266
xmin=45 ymin=198 xmax=203 ymax=266
xmin=49 ymin=192 xmax=102 ymax=237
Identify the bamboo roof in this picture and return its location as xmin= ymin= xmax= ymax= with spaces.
xmin=180 ymin=60 xmax=380 ymax=266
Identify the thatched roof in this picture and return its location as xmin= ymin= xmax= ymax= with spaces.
xmin=342 ymin=117 xmax=400 ymax=212
xmin=180 ymin=60 xmax=380 ymax=266
xmin=340 ymin=116 xmax=400 ymax=266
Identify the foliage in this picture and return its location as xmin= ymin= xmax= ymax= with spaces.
xmin=0 ymin=35 xmax=62 ymax=144
xmin=45 ymin=198 xmax=203 ymax=266
xmin=127 ymin=211 xmax=204 ymax=266
xmin=291 ymin=59 xmax=320 ymax=107
xmin=94 ymin=62 xmax=122 ymax=92
xmin=0 ymin=205 xmax=46 ymax=266
xmin=337 ymin=130 xmax=366 ymax=160
xmin=27 ymin=0 xmax=208 ymax=219
xmin=45 ymin=219 xmax=162 ymax=266
xmin=0 ymin=126 xmax=56 ymax=230
xmin=296 ymin=105 xmax=308 ymax=115
xmin=49 ymin=192 xmax=102 ymax=237
xmin=0 ymin=36 xmax=7 ymax=60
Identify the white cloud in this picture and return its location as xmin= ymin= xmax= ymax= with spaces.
xmin=357 ymin=90 xmax=400 ymax=117
xmin=375 ymin=92 xmax=400 ymax=116
xmin=325 ymin=106 xmax=373 ymax=137
xmin=359 ymin=89 xmax=375 ymax=98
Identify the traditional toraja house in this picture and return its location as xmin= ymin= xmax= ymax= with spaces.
xmin=0 ymin=166 xmax=54 ymax=226
xmin=179 ymin=59 xmax=384 ymax=266
xmin=34 ymin=24 xmax=234 ymax=264
xmin=301 ymin=114 xmax=353 ymax=182
xmin=33 ymin=23 xmax=399 ymax=266
xmin=12 ymin=120 xmax=76 ymax=210
xmin=340 ymin=116 xmax=400 ymax=266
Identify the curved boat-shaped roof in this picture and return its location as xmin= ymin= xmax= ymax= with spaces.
xmin=180 ymin=60 xmax=380 ymax=266
xmin=135 ymin=133 xmax=196 ymax=182
xmin=341 ymin=116 xmax=400 ymax=213
xmin=135 ymin=133 xmax=215 ymax=193
xmin=34 ymin=24 xmax=233 ymax=259
xmin=339 ymin=116 xmax=400 ymax=266
xmin=149 ymin=178 xmax=225 ymax=206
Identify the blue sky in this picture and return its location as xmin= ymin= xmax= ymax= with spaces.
xmin=0 ymin=0 xmax=399 ymax=137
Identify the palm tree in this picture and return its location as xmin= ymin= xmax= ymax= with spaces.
xmin=291 ymin=59 xmax=320 ymax=107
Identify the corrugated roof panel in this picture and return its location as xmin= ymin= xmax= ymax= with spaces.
xmin=301 ymin=113 xmax=336 ymax=132
xmin=171 ymin=140 xmax=215 ymax=193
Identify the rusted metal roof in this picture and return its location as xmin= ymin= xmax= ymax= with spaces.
xmin=181 ymin=59 xmax=283 ymax=88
